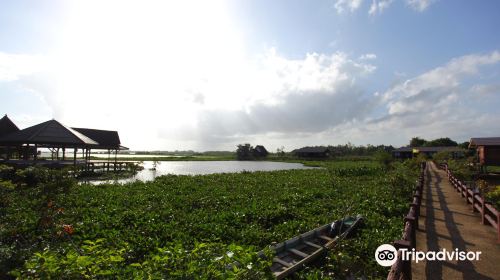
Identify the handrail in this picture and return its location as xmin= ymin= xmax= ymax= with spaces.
xmin=439 ymin=163 xmax=500 ymax=243
xmin=387 ymin=162 xmax=426 ymax=280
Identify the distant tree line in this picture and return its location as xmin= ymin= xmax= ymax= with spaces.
xmin=409 ymin=137 xmax=470 ymax=149
xmin=326 ymin=143 xmax=395 ymax=157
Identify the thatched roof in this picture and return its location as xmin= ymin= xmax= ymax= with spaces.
xmin=72 ymin=127 xmax=128 ymax=150
xmin=0 ymin=115 xmax=20 ymax=138
xmin=0 ymin=119 xmax=98 ymax=147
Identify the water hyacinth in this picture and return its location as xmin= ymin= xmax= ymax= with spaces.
xmin=1 ymin=160 xmax=418 ymax=279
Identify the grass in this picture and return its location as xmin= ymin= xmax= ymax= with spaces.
xmin=1 ymin=159 xmax=419 ymax=279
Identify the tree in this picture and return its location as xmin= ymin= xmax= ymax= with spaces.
xmin=424 ymin=137 xmax=457 ymax=147
xmin=236 ymin=144 xmax=253 ymax=160
xmin=410 ymin=137 xmax=427 ymax=147
xmin=458 ymin=141 xmax=470 ymax=150
xmin=433 ymin=151 xmax=452 ymax=162
xmin=374 ymin=150 xmax=393 ymax=169
xmin=276 ymin=146 xmax=285 ymax=158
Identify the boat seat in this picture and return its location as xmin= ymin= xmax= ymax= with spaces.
xmin=318 ymin=235 xmax=333 ymax=241
xmin=304 ymin=241 xmax=323 ymax=249
xmin=288 ymin=248 xmax=309 ymax=258
xmin=273 ymin=257 xmax=293 ymax=268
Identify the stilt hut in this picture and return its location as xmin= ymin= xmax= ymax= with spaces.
xmin=469 ymin=137 xmax=500 ymax=168
xmin=72 ymin=127 xmax=129 ymax=171
xmin=0 ymin=119 xmax=98 ymax=167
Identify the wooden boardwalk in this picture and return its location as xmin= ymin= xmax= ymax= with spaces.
xmin=412 ymin=161 xmax=500 ymax=280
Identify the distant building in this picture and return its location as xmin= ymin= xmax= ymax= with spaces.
xmin=469 ymin=137 xmax=500 ymax=166
xmin=253 ymin=145 xmax=268 ymax=158
xmin=293 ymin=146 xmax=330 ymax=158
xmin=392 ymin=146 xmax=464 ymax=159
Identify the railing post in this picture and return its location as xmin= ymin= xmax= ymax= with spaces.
xmin=410 ymin=202 xmax=419 ymax=229
xmin=394 ymin=240 xmax=412 ymax=280
xmin=404 ymin=216 xmax=416 ymax=249
xmin=497 ymin=211 xmax=500 ymax=243
xmin=481 ymin=195 xmax=486 ymax=225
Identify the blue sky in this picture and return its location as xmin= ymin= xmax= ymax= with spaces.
xmin=1 ymin=0 xmax=499 ymax=151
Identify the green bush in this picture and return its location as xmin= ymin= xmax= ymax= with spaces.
xmin=485 ymin=186 xmax=500 ymax=210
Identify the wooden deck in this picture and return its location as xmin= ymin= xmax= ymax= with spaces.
xmin=1 ymin=159 xmax=139 ymax=172
xmin=412 ymin=162 xmax=500 ymax=280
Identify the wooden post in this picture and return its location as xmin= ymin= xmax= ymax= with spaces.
xmin=411 ymin=203 xmax=419 ymax=229
xmin=497 ymin=212 xmax=500 ymax=243
xmin=73 ymin=148 xmax=77 ymax=166
xmin=62 ymin=147 xmax=66 ymax=161
xmin=481 ymin=195 xmax=486 ymax=225
xmin=406 ymin=216 xmax=416 ymax=249
xmin=394 ymin=240 xmax=412 ymax=280
xmin=114 ymin=149 xmax=118 ymax=171
xmin=34 ymin=144 xmax=38 ymax=161
xmin=107 ymin=149 xmax=110 ymax=172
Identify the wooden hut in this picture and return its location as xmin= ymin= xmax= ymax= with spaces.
xmin=293 ymin=147 xmax=330 ymax=158
xmin=469 ymin=137 xmax=500 ymax=166
xmin=253 ymin=145 xmax=268 ymax=158
xmin=392 ymin=146 xmax=464 ymax=159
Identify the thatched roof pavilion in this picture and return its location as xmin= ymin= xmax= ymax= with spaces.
xmin=0 ymin=117 xmax=128 ymax=170
xmin=0 ymin=119 xmax=98 ymax=147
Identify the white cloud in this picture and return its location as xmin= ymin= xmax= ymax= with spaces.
xmin=334 ymin=0 xmax=363 ymax=14
xmin=383 ymin=51 xmax=500 ymax=113
xmin=359 ymin=53 xmax=377 ymax=60
xmin=368 ymin=0 xmax=394 ymax=15
xmin=407 ymin=0 xmax=436 ymax=12
xmin=173 ymin=50 xmax=378 ymax=149
xmin=366 ymin=50 xmax=500 ymax=144
xmin=469 ymin=84 xmax=500 ymax=97
xmin=0 ymin=52 xmax=48 ymax=81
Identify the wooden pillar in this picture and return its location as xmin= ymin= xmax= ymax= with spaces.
xmin=114 ymin=149 xmax=118 ymax=171
xmin=88 ymin=149 xmax=91 ymax=171
xmin=24 ymin=144 xmax=29 ymax=160
xmin=34 ymin=144 xmax=38 ymax=161
xmin=73 ymin=148 xmax=77 ymax=166
xmin=107 ymin=149 xmax=110 ymax=172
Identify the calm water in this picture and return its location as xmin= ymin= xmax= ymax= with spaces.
xmin=89 ymin=161 xmax=317 ymax=184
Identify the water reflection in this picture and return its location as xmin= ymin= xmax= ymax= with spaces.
xmin=88 ymin=161 xmax=317 ymax=184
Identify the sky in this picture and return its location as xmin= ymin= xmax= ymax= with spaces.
xmin=1 ymin=0 xmax=499 ymax=151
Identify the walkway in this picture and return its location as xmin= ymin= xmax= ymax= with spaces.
xmin=412 ymin=161 xmax=500 ymax=280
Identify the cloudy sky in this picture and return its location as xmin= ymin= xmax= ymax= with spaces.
xmin=1 ymin=0 xmax=499 ymax=151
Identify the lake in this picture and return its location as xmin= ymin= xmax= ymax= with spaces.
xmin=88 ymin=161 xmax=317 ymax=184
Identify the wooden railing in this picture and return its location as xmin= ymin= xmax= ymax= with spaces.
xmin=387 ymin=162 xmax=426 ymax=280
xmin=439 ymin=163 xmax=500 ymax=243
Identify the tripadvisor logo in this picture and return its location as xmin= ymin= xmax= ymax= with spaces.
xmin=375 ymin=244 xmax=398 ymax=266
xmin=375 ymin=244 xmax=482 ymax=266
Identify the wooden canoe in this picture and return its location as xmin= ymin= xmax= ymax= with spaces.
xmin=266 ymin=215 xmax=364 ymax=279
